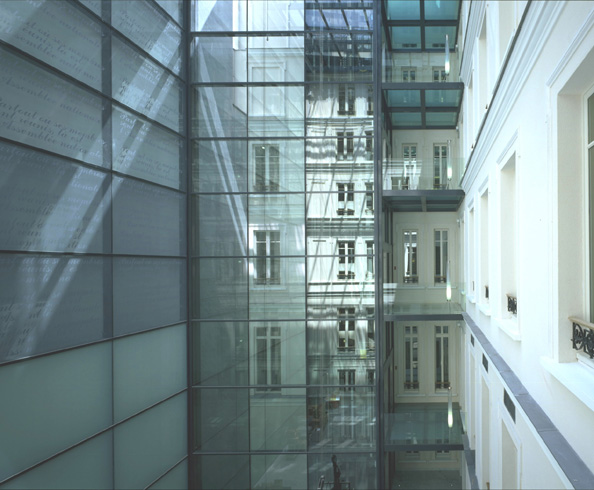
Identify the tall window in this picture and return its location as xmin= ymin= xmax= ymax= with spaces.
xmin=435 ymin=325 xmax=450 ymax=390
xmin=433 ymin=67 xmax=447 ymax=82
xmin=403 ymin=144 xmax=417 ymax=190
xmin=367 ymin=307 xmax=375 ymax=350
xmin=336 ymin=131 xmax=354 ymax=160
xmin=337 ymin=183 xmax=354 ymax=215
xmin=338 ymin=369 xmax=356 ymax=391
xmin=256 ymin=326 xmax=281 ymax=391
xmin=338 ymin=84 xmax=355 ymax=115
xmin=366 ymin=240 xmax=374 ymax=278
xmin=365 ymin=183 xmax=373 ymax=213
xmin=404 ymin=326 xmax=419 ymax=390
xmin=254 ymin=144 xmax=280 ymax=191
xmin=254 ymin=231 xmax=280 ymax=285
xmin=403 ymin=230 xmax=418 ymax=283
xmin=338 ymin=307 xmax=356 ymax=351
xmin=367 ymin=85 xmax=373 ymax=115
xmin=365 ymin=130 xmax=373 ymax=159
xmin=434 ymin=229 xmax=448 ymax=284
xmin=402 ymin=67 xmax=416 ymax=82
xmin=338 ymin=241 xmax=355 ymax=280
xmin=403 ymin=144 xmax=417 ymax=161
xmin=433 ymin=143 xmax=448 ymax=189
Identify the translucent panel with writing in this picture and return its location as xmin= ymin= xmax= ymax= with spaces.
xmin=0 ymin=47 xmax=104 ymax=166
xmin=113 ymin=257 xmax=186 ymax=336
xmin=147 ymin=460 xmax=188 ymax=490
xmin=0 ymin=255 xmax=109 ymax=363
xmin=112 ymin=0 xmax=181 ymax=74
xmin=193 ymin=86 xmax=247 ymax=138
xmin=192 ymin=388 xmax=249 ymax=451
xmin=192 ymin=139 xmax=247 ymax=193
xmin=251 ymin=454 xmax=307 ymax=489
xmin=113 ymin=323 xmax=187 ymax=422
xmin=112 ymin=107 xmax=183 ymax=189
xmin=194 ymin=258 xmax=248 ymax=320
xmin=0 ymin=0 xmax=102 ymax=90
xmin=112 ymin=38 xmax=182 ymax=132
xmin=0 ymin=431 xmax=113 ymax=490
xmin=194 ymin=194 xmax=247 ymax=257
xmin=0 ymin=344 xmax=112 ymax=481
xmin=0 ymin=142 xmax=110 ymax=253
xmin=112 ymin=176 xmax=185 ymax=257
xmin=114 ymin=393 xmax=187 ymax=490
xmin=155 ymin=0 xmax=183 ymax=25
xmin=79 ymin=0 xmax=102 ymax=16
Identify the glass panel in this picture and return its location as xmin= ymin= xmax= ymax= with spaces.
xmin=194 ymin=194 xmax=248 ymax=257
xmin=113 ymin=257 xmax=186 ymax=335
xmin=191 ymin=455 xmax=249 ymax=490
xmin=112 ymin=107 xmax=184 ymax=190
xmin=194 ymin=258 xmax=248 ymax=320
xmin=386 ymin=90 xmax=421 ymax=108
xmin=113 ymin=324 xmax=187 ymax=422
xmin=0 ymin=47 xmax=104 ymax=167
xmin=386 ymin=0 xmax=420 ymax=20
xmin=0 ymin=344 xmax=112 ymax=480
xmin=114 ymin=393 xmax=187 ymax=490
xmin=147 ymin=460 xmax=188 ymax=490
xmin=0 ymin=142 xmax=110 ymax=253
xmin=155 ymin=0 xmax=183 ymax=24
xmin=425 ymin=112 xmax=458 ymax=127
xmin=192 ymin=388 xmax=249 ymax=451
xmin=192 ymin=36 xmax=247 ymax=83
xmin=247 ymin=1 xmax=304 ymax=31
xmin=193 ymin=86 xmax=248 ymax=138
xmin=112 ymin=177 xmax=186 ymax=257
xmin=249 ymin=257 xmax=306 ymax=320
xmin=0 ymin=432 xmax=113 ymax=490
xmin=307 ymin=452 xmax=377 ymax=490
xmin=391 ymin=26 xmax=421 ymax=50
xmin=193 ymin=322 xmax=248 ymax=386
xmin=79 ymin=0 xmax=102 ymax=16
xmin=425 ymin=89 xmax=462 ymax=107
xmin=0 ymin=255 xmax=108 ymax=362
xmin=251 ymin=454 xmax=307 ymax=489
xmin=112 ymin=37 xmax=182 ymax=132
xmin=307 ymin=387 xmax=376 ymax=450
xmin=425 ymin=26 xmax=457 ymax=50
xmin=250 ymin=388 xmax=306 ymax=451
xmin=248 ymin=36 xmax=305 ymax=82
xmin=0 ymin=0 xmax=102 ymax=90
xmin=248 ymin=86 xmax=304 ymax=137
xmin=192 ymin=0 xmax=247 ymax=32
xmin=391 ymin=112 xmax=422 ymax=127
xmin=193 ymin=139 xmax=247 ymax=193
xmin=112 ymin=0 xmax=181 ymax=74
xmin=249 ymin=140 xmax=304 ymax=192
xmin=425 ymin=0 xmax=460 ymax=20
xmin=249 ymin=194 xmax=305 ymax=255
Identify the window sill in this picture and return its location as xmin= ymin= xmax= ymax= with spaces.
xmin=467 ymin=294 xmax=476 ymax=304
xmin=478 ymin=303 xmax=491 ymax=317
xmin=540 ymin=356 xmax=594 ymax=412
xmin=499 ymin=317 xmax=521 ymax=341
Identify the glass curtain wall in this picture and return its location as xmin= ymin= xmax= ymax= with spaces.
xmin=190 ymin=0 xmax=376 ymax=488
xmin=0 ymin=1 xmax=188 ymax=488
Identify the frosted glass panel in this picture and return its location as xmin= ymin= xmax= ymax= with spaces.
xmin=0 ymin=0 xmax=102 ymax=90
xmin=0 ymin=47 xmax=104 ymax=167
xmin=112 ymin=0 xmax=181 ymax=74
xmin=193 ymin=86 xmax=247 ymax=138
xmin=0 ymin=344 xmax=112 ymax=481
xmin=0 ymin=255 xmax=109 ymax=362
xmin=79 ymin=0 xmax=102 ymax=16
xmin=193 ymin=139 xmax=247 ymax=193
xmin=251 ymin=454 xmax=307 ymax=490
xmin=113 ymin=257 xmax=186 ymax=336
xmin=0 ymin=432 xmax=113 ymax=490
xmin=114 ymin=393 xmax=187 ymax=490
xmin=147 ymin=460 xmax=188 ymax=490
xmin=155 ymin=0 xmax=183 ymax=24
xmin=113 ymin=324 xmax=187 ymax=422
xmin=0 ymin=142 xmax=110 ymax=254
xmin=112 ymin=107 xmax=183 ymax=190
xmin=191 ymin=455 xmax=249 ymax=490
xmin=112 ymin=176 xmax=186 ymax=257
xmin=112 ymin=37 xmax=182 ymax=132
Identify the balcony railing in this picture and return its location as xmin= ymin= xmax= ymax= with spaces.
xmin=570 ymin=316 xmax=594 ymax=359
xmin=383 ymin=158 xmax=463 ymax=191
xmin=507 ymin=294 xmax=517 ymax=315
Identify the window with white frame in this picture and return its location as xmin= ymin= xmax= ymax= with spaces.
xmin=402 ymin=67 xmax=416 ymax=82
xmin=337 ymin=240 xmax=355 ymax=280
xmin=404 ymin=325 xmax=419 ymax=390
xmin=255 ymin=326 xmax=281 ymax=391
xmin=254 ymin=144 xmax=280 ymax=191
xmin=338 ymin=307 xmax=356 ymax=351
xmin=402 ymin=144 xmax=417 ymax=190
xmin=338 ymin=369 xmax=356 ymax=390
xmin=433 ymin=143 xmax=448 ymax=189
xmin=434 ymin=229 xmax=448 ymax=284
xmin=365 ymin=130 xmax=373 ymax=159
xmin=337 ymin=183 xmax=354 ymax=215
xmin=336 ymin=131 xmax=354 ymax=160
xmin=254 ymin=230 xmax=280 ymax=285
xmin=367 ymin=85 xmax=373 ymax=115
xmin=403 ymin=230 xmax=418 ymax=283
xmin=365 ymin=183 xmax=373 ymax=213
xmin=366 ymin=240 xmax=374 ymax=278
xmin=435 ymin=325 xmax=450 ymax=390
xmin=367 ymin=307 xmax=375 ymax=351
xmin=433 ymin=67 xmax=447 ymax=82
xmin=338 ymin=84 xmax=355 ymax=116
